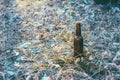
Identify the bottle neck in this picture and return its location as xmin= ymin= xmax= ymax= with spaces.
xmin=76 ymin=22 xmax=81 ymax=36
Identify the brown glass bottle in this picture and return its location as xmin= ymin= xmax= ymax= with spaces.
xmin=74 ymin=22 xmax=83 ymax=58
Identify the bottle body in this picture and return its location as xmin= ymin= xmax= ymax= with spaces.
xmin=74 ymin=36 xmax=83 ymax=57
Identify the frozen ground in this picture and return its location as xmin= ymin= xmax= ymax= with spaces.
xmin=0 ymin=0 xmax=120 ymax=80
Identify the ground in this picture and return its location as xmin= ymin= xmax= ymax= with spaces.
xmin=0 ymin=0 xmax=120 ymax=80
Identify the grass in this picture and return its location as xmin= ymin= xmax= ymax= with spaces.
xmin=0 ymin=0 xmax=120 ymax=80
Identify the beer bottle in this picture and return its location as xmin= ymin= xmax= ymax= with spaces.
xmin=74 ymin=22 xmax=83 ymax=58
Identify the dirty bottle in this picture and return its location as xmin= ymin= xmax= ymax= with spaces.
xmin=74 ymin=22 xmax=83 ymax=58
